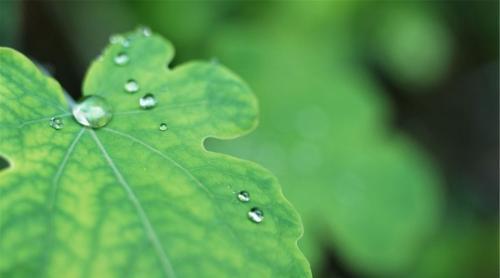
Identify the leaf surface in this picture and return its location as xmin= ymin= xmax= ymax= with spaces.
xmin=0 ymin=30 xmax=311 ymax=277
xmin=206 ymin=7 xmax=443 ymax=275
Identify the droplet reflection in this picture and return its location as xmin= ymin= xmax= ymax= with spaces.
xmin=248 ymin=207 xmax=264 ymax=223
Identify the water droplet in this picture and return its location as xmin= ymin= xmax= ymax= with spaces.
xmin=248 ymin=207 xmax=264 ymax=223
xmin=139 ymin=93 xmax=157 ymax=109
xmin=109 ymin=34 xmax=123 ymax=44
xmin=159 ymin=123 xmax=168 ymax=131
xmin=109 ymin=35 xmax=130 ymax=48
xmin=114 ymin=52 xmax=129 ymax=66
xmin=138 ymin=26 xmax=152 ymax=37
xmin=49 ymin=117 xmax=64 ymax=130
xmin=237 ymin=191 xmax=250 ymax=202
xmin=124 ymin=79 xmax=139 ymax=93
xmin=121 ymin=39 xmax=130 ymax=48
xmin=72 ymin=95 xmax=113 ymax=128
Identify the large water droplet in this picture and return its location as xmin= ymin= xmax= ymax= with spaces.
xmin=124 ymin=79 xmax=139 ymax=93
xmin=49 ymin=117 xmax=64 ymax=130
xmin=139 ymin=93 xmax=157 ymax=109
xmin=248 ymin=207 xmax=264 ymax=223
xmin=72 ymin=96 xmax=113 ymax=128
xmin=159 ymin=123 xmax=168 ymax=131
xmin=237 ymin=191 xmax=250 ymax=202
xmin=114 ymin=52 xmax=129 ymax=66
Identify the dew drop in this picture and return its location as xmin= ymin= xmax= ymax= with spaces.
xmin=72 ymin=95 xmax=113 ymax=128
xmin=138 ymin=26 xmax=152 ymax=37
xmin=49 ymin=117 xmax=64 ymax=130
xmin=109 ymin=34 xmax=123 ymax=44
xmin=114 ymin=52 xmax=129 ymax=66
xmin=139 ymin=93 xmax=157 ymax=109
xmin=124 ymin=79 xmax=139 ymax=93
xmin=121 ymin=39 xmax=130 ymax=48
xmin=237 ymin=191 xmax=250 ymax=202
xmin=109 ymin=35 xmax=130 ymax=48
xmin=159 ymin=123 xmax=168 ymax=131
xmin=248 ymin=207 xmax=264 ymax=223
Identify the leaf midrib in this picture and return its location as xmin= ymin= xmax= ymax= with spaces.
xmin=42 ymin=123 xmax=177 ymax=277
xmin=3 ymin=56 xmax=259 ymax=277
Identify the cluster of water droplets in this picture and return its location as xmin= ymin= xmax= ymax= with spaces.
xmin=235 ymin=190 xmax=264 ymax=223
xmin=50 ymin=27 xmax=266 ymax=224
xmin=50 ymin=27 xmax=167 ymax=130
xmin=112 ymin=27 xmax=159 ymax=115
xmin=111 ymin=26 xmax=151 ymax=67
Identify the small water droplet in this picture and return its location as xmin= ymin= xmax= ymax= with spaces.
xmin=124 ymin=79 xmax=139 ymax=93
xmin=114 ymin=52 xmax=129 ymax=66
xmin=159 ymin=123 xmax=168 ymax=131
xmin=237 ymin=191 xmax=250 ymax=202
xmin=121 ymin=39 xmax=130 ymax=48
xmin=139 ymin=93 xmax=157 ymax=109
xmin=248 ymin=207 xmax=264 ymax=223
xmin=49 ymin=117 xmax=64 ymax=130
xmin=138 ymin=26 xmax=152 ymax=37
xmin=109 ymin=34 xmax=123 ymax=44
xmin=109 ymin=35 xmax=130 ymax=48
xmin=72 ymin=95 xmax=113 ymax=128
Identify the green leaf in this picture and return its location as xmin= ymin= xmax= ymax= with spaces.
xmin=206 ymin=11 xmax=443 ymax=275
xmin=366 ymin=3 xmax=453 ymax=90
xmin=411 ymin=214 xmax=498 ymax=278
xmin=0 ymin=30 xmax=311 ymax=277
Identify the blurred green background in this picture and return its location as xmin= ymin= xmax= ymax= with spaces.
xmin=1 ymin=1 xmax=498 ymax=277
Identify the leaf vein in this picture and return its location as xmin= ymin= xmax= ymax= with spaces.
xmin=101 ymin=127 xmax=251 ymax=263
xmin=49 ymin=127 xmax=85 ymax=208
xmin=90 ymin=130 xmax=177 ymax=278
